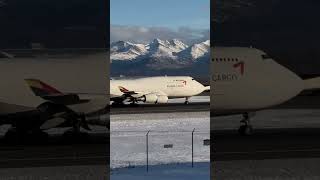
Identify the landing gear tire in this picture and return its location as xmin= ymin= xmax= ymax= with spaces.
xmin=111 ymin=102 xmax=125 ymax=107
xmin=184 ymin=97 xmax=190 ymax=105
xmin=238 ymin=113 xmax=254 ymax=136
xmin=129 ymin=102 xmax=139 ymax=107
xmin=238 ymin=125 xmax=253 ymax=136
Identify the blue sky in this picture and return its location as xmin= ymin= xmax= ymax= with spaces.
xmin=110 ymin=0 xmax=210 ymax=44
xmin=111 ymin=0 xmax=210 ymax=29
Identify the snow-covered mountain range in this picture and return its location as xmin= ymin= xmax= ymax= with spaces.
xmin=110 ymin=39 xmax=210 ymax=76
xmin=111 ymin=39 xmax=209 ymax=63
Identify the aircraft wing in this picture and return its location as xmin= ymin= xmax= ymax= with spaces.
xmin=110 ymin=85 xmax=166 ymax=103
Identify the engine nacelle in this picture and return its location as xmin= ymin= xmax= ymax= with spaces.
xmin=156 ymin=95 xmax=168 ymax=104
xmin=37 ymin=102 xmax=67 ymax=115
xmin=142 ymin=94 xmax=158 ymax=103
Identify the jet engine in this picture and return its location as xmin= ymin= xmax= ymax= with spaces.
xmin=155 ymin=95 xmax=168 ymax=104
xmin=37 ymin=102 xmax=68 ymax=115
xmin=142 ymin=93 xmax=158 ymax=103
xmin=139 ymin=94 xmax=169 ymax=104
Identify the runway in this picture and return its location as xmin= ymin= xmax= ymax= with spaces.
xmin=212 ymin=108 xmax=320 ymax=179
xmin=110 ymin=102 xmax=209 ymax=114
xmin=0 ymin=133 xmax=109 ymax=168
xmin=212 ymin=108 xmax=320 ymax=161
xmin=212 ymin=128 xmax=320 ymax=179
xmin=212 ymin=128 xmax=320 ymax=161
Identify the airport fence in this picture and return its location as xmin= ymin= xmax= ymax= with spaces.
xmin=110 ymin=130 xmax=210 ymax=171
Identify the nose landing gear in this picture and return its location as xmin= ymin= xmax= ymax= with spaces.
xmin=184 ymin=97 xmax=190 ymax=105
xmin=238 ymin=112 xmax=254 ymax=135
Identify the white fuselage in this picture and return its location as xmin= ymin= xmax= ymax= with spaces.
xmin=0 ymin=54 xmax=108 ymax=115
xmin=110 ymin=76 xmax=207 ymax=99
xmin=211 ymin=47 xmax=305 ymax=113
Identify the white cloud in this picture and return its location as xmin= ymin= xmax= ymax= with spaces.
xmin=110 ymin=25 xmax=209 ymax=45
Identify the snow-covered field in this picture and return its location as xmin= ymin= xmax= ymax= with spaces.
xmin=111 ymin=111 xmax=210 ymax=178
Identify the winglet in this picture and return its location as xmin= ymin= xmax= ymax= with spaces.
xmin=25 ymin=79 xmax=63 ymax=97
xmin=118 ymin=86 xmax=129 ymax=93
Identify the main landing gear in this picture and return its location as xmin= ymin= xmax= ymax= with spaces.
xmin=184 ymin=97 xmax=190 ymax=105
xmin=129 ymin=99 xmax=139 ymax=107
xmin=238 ymin=112 xmax=255 ymax=135
xmin=111 ymin=101 xmax=125 ymax=107
xmin=62 ymin=114 xmax=90 ymax=143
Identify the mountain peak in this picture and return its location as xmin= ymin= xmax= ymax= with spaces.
xmin=110 ymin=39 xmax=208 ymax=62
xmin=177 ymin=40 xmax=210 ymax=60
xmin=111 ymin=40 xmax=147 ymax=60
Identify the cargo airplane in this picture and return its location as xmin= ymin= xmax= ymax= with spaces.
xmin=0 ymin=79 xmax=108 ymax=141
xmin=110 ymin=76 xmax=210 ymax=105
xmin=212 ymin=47 xmax=320 ymax=135
xmin=0 ymin=52 xmax=108 ymax=142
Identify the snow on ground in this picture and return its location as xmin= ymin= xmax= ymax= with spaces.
xmin=111 ymin=111 xmax=210 ymax=169
xmin=111 ymin=162 xmax=209 ymax=180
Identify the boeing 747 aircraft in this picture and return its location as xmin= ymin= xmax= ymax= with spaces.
xmin=0 ymin=79 xmax=108 ymax=141
xmin=0 ymin=51 xmax=108 ymax=142
xmin=212 ymin=47 xmax=320 ymax=135
xmin=110 ymin=76 xmax=210 ymax=105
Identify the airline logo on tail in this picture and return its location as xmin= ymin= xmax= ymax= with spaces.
xmin=118 ymin=86 xmax=129 ymax=93
xmin=25 ymin=79 xmax=63 ymax=97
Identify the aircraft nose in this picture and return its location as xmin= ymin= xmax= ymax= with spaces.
xmin=195 ymin=81 xmax=206 ymax=94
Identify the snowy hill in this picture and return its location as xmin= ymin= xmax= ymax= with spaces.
xmin=110 ymin=39 xmax=210 ymax=76
xmin=147 ymin=38 xmax=188 ymax=58
xmin=111 ymin=41 xmax=147 ymax=61
xmin=177 ymin=40 xmax=210 ymax=61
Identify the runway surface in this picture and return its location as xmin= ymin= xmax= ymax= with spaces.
xmin=110 ymin=102 xmax=209 ymax=114
xmin=0 ymin=165 xmax=108 ymax=180
xmin=212 ymin=108 xmax=320 ymax=179
xmin=213 ymin=128 xmax=320 ymax=161
xmin=0 ymin=133 xmax=108 ymax=168
xmin=212 ymin=109 xmax=320 ymax=161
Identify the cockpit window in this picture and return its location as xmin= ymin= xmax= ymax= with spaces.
xmin=261 ymin=54 xmax=271 ymax=60
xmin=192 ymin=78 xmax=195 ymax=80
